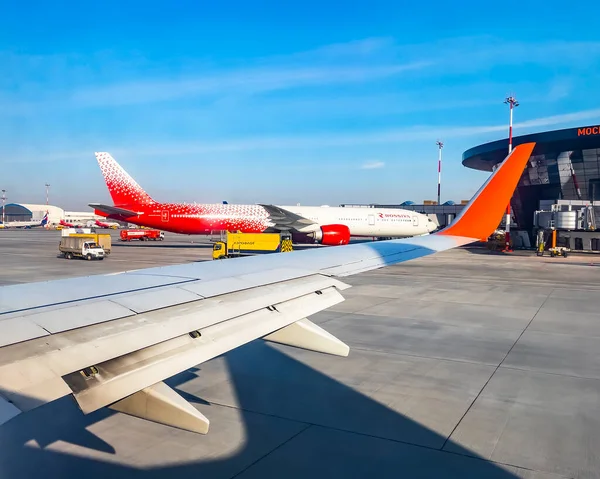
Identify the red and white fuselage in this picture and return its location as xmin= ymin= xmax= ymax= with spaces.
xmin=91 ymin=152 xmax=436 ymax=245
xmin=95 ymin=203 xmax=431 ymax=236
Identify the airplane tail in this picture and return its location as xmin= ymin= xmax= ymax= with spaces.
xmin=95 ymin=152 xmax=155 ymax=207
xmin=40 ymin=212 xmax=48 ymax=226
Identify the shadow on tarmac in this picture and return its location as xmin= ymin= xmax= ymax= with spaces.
xmin=0 ymin=342 xmax=521 ymax=479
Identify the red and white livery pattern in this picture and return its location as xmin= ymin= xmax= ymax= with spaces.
xmin=92 ymin=152 xmax=437 ymax=241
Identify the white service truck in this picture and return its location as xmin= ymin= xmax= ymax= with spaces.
xmin=59 ymin=236 xmax=105 ymax=260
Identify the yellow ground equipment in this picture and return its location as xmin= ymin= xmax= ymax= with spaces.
xmin=213 ymin=232 xmax=293 ymax=260
xmin=536 ymin=228 xmax=569 ymax=258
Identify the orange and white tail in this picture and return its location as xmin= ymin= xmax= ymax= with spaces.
xmin=438 ymin=142 xmax=535 ymax=241
xmin=95 ymin=152 xmax=155 ymax=207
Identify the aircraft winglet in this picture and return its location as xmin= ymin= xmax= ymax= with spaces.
xmin=438 ymin=142 xmax=535 ymax=241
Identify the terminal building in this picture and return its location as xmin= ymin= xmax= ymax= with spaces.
xmin=463 ymin=125 xmax=600 ymax=250
xmin=344 ymin=125 xmax=600 ymax=251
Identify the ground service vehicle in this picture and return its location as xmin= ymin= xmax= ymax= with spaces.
xmin=120 ymin=229 xmax=164 ymax=241
xmin=69 ymin=233 xmax=112 ymax=255
xmin=59 ymin=237 xmax=105 ymax=260
xmin=536 ymin=228 xmax=569 ymax=258
xmin=213 ymin=232 xmax=293 ymax=260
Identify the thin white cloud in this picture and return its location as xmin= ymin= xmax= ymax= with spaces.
xmin=0 ymin=37 xmax=432 ymax=112
xmin=306 ymin=37 xmax=395 ymax=58
xmin=513 ymin=109 xmax=600 ymax=128
xmin=546 ymin=78 xmax=573 ymax=101
xmin=399 ymin=36 xmax=600 ymax=70
xmin=5 ymin=107 xmax=600 ymax=163
xmin=68 ymin=62 xmax=430 ymax=107
xmin=360 ymin=161 xmax=385 ymax=169
xmin=5 ymin=36 xmax=600 ymax=115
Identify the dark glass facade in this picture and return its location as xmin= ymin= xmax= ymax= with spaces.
xmin=463 ymin=126 xmax=600 ymax=234
xmin=0 ymin=204 xmax=33 ymax=222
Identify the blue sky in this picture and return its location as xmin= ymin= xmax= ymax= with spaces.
xmin=2 ymin=1 xmax=600 ymax=209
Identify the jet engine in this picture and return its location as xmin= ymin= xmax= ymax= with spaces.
xmin=311 ymin=224 xmax=351 ymax=246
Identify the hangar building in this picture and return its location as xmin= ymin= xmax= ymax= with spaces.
xmin=0 ymin=204 xmax=65 ymax=225
xmin=0 ymin=203 xmax=102 ymax=226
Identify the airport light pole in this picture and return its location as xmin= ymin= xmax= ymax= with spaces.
xmin=1 ymin=189 xmax=6 ymax=226
xmin=436 ymin=140 xmax=443 ymax=205
xmin=502 ymin=95 xmax=519 ymax=252
xmin=45 ymin=183 xmax=50 ymax=207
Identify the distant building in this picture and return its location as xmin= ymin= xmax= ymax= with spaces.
xmin=0 ymin=203 xmax=64 ymax=225
xmin=463 ymin=125 xmax=600 ymax=235
xmin=0 ymin=203 xmax=102 ymax=226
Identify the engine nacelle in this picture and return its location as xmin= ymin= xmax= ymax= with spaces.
xmin=312 ymin=224 xmax=351 ymax=246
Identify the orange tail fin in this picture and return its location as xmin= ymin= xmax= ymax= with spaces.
xmin=438 ymin=142 xmax=535 ymax=240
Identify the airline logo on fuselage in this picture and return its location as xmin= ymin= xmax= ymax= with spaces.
xmin=378 ymin=213 xmax=411 ymax=218
xmin=578 ymin=126 xmax=600 ymax=136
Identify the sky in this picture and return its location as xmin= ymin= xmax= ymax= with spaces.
xmin=2 ymin=1 xmax=600 ymax=209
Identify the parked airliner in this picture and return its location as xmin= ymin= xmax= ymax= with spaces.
xmin=92 ymin=219 xmax=120 ymax=229
xmin=0 ymin=212 xmax=48 ymax=229
xmin=90 ymin=153 xmax=437 ymax=245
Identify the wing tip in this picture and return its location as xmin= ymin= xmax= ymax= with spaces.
xmin=438 ymin=141 xmax=536 ymax=240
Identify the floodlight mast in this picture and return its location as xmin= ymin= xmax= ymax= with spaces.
xmin=1 ymin=190 xmax=6 ymax=226
xmin=436 ymin=140 xmax=443 ymax=206
xmin=502 ymin=95 xmax=519 ymax=252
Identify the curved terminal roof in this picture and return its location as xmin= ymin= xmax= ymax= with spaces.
xmin=462 ymin=125 xmax=600 ymax=172
xmin=0 ymin=203 xmax=65 ymax=224
xmin=18 ymin=204 xmax=65 ymax=216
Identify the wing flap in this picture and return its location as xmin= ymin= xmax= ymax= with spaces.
xmin=0 ymin=318 xmax=49 ymax=348
xmin=0 ymin=273 xmax=194 ymax=315
xmin=0 ymin=267 xmax=324 ymax=348
xmin=0 ymin=274 xmax=349 ymax=412
xmin=111 ymin=287 xmax=202 ymax=314
xmin=64 ymin=283 xmax=344 ymax=413
xmin=179 ymin=267 xmax=320 ymax=297
xmin=21 ymin=300 xmax=135 ymax=335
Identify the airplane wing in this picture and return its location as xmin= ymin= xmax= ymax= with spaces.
xmin=89 ymin=203 xmax=141 ymax=217
xmin=0 ymin=143 xmax=535 ymax=435
xmin=258 ymin=203 xmax=317 ymax=231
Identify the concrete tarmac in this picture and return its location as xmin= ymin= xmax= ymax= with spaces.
xmin=1 ymin=229 xmax=599 ymax=478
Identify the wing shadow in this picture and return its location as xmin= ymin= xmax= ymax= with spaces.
xmin=0 ymin=342 xmax=523 ymax=479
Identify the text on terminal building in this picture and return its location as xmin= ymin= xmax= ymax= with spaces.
xmin=578 ymin=126 xmax=600 ymax=136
